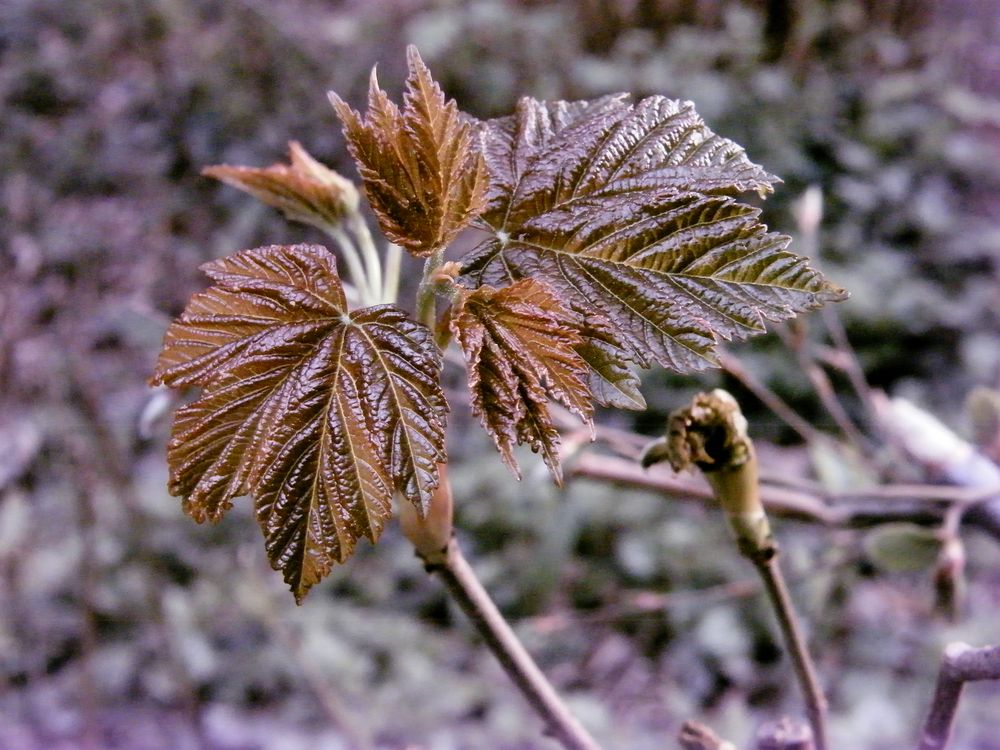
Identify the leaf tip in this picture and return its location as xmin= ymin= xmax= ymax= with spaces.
xmin=405 ymin=43 xmax=422 ymax=68
xmin=327 ymin=89 xmax=352 ymax=121
xmin=200 ymin=163 xmax=230 ymax=182
xmin=819 ymin=281 xmax=850 ymax=303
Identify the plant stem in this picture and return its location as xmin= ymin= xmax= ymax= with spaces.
xmin=917 ymin=642 xmax=1000 ymax=750
xmin=429 ymin=537 xmax=602 ymax=750
xmin=416 ymin=247 xmax=445 ymax=330
xmin=325 ymin=223 xmax=375 ymax=304
xmin=652 ymin=390 xmax=829 ymax=750
xmin=750 ymin=550 xmax=828 ymax=750
xmin=348 ymin=213 xmax=383 ymax=301
xmin=382 ymin=243 xmax=402 ymax=304
xmin=400 ymin=467 xmax=601 ymax=750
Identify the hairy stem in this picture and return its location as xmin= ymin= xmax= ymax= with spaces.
xmin=917 ymin=642 xmax=1000 ymax=750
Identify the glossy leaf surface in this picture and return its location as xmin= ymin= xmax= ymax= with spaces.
xmin=450 ymin=279 xmax=592 ymax=483
xmin=152 ymin=244 xmax=447 ymax=601
xmin=203 ymin=141 xmax=358 ymax=230
xmin=330 ymin=46 xmax=488 ymax=257
xmin=460 ymin=94 xmax=847 ymax=389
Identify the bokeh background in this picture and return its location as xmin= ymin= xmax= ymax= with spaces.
xmin=2 ymin=1 xmax=1000 ymax=748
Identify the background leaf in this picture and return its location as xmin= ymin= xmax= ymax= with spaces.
xmin=864 ymin=524 xmax=945 ymax=574
xmin=152 ymin=244 xmax=447 ymax=600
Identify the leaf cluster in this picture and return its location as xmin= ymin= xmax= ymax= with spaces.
xmin=155 ymin=46 xmax=844 ymax=599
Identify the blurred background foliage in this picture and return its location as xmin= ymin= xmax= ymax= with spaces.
xmin=2 ymin=0 xmax=999 ymax=748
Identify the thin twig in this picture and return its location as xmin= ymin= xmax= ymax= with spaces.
xmin=802 ymin=355 xmax=869 ymax=450
xmin=649 ymin=390 xmax=828 ymax=750
xmin=917 ymin=642 xmax=1000 ymax=750
xmin=254 ymin=595 xmax=374 ymax=750
xmin=820 ymin=306 xmax=887 ymax=442
xmin=72 ymin=481 xmax=101 ymax=750
xmin=782 ymin=320 xmax=868 ymax=452
xmin=570 ymin=451 xmax=957 ymax=528
xmin=527 ymin=579 xmax=759 ymax=632
xmin=679 ymin=720 xmax=737 ymax=750
xmin=751 ymin=552 xmax=829 ymax=750
xmin=427 ymin=537 xmax=602 ymax=750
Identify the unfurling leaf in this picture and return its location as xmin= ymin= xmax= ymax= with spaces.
xmin=203 ymin=141 xmax=359 ymax=229
xmin=330 ymin=45 xmax=488 ymax=258
xmin=151 ymin=244 xmax=447 ymax=601
xmin=460 ymin=94 xmax=847 ymax=391
xmin=450 ymin=279 xmax=593 ymax=483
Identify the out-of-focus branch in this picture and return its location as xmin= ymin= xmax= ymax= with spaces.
xmin=755 ymin=717 xmax=815 ymax=750
xmin=780 ymin=320 xmax=868 ymax=453
xmin=528 ymin=579 xmax=760 ymax=633
xmin=569 ymin=451 xmax=978 ymax=529
xmin=719 ymin=350 xmax=823 ymax=445
xmin=917 ymin=642 xmax=1000 ymax=750
xmin=819 ymin=306 xmax=886 ymax=443
xmin=679 ymin=720 xmax=737 ymax=750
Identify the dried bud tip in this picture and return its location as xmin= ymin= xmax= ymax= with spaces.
xmin=664 ymin=389 xmax=750 ymax=474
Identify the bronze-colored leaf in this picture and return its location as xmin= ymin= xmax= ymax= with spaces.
xmin=151 ymin=244 xmax=447 ymax=601
xmin=450 ymin=279 xmax=592 ymax=483
xmin=460 ymin=95 xmax=847 ymax=392
xmin=203 ymin=141 xmax=359 ymax=230
xmin=329 ymin=45 xmax=488 ymax=257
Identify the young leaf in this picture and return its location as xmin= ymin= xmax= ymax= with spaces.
xmin=450 ymin=279 xmax=592 ymax=483
xmin=203 ymin=141 xmax=359 ymax=230
xmin=329 ymin=45 xmax=488 ymax=257
xmin=151 ymin=244 xmax=447 ymax=602
xmin=461 ymin=95 xmax=847 ymax=389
